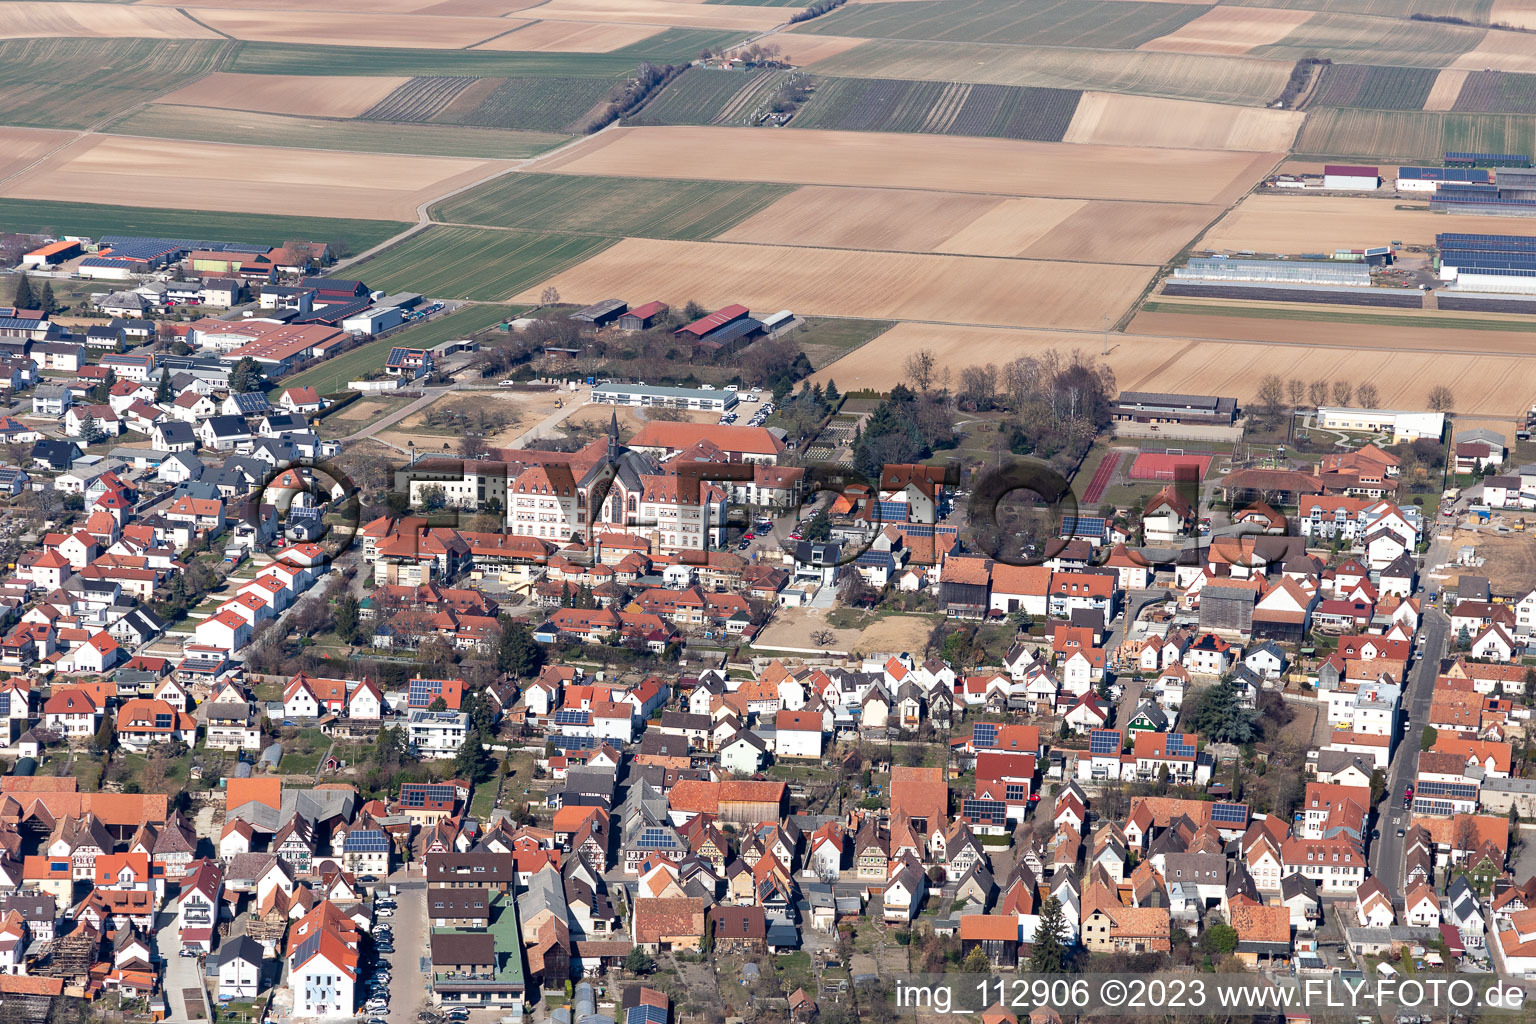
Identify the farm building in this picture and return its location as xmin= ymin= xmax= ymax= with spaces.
xmin=569 ymin=299 xmax=627 ymax=328
xmin=1445 ymin=151 xmax=1530 ymax=169
xmin=1396 ymin=167 xmax=1490 ymax=192
xmin=761 ymin=310 xmax=804 ymax=340
xmin=618 ymin=302 xmax=668 ymax=332
xmin=675 ymin=304 xmax=750 ymax=341
xmin=1173 ymin=259 xmax=1370 ymax=288
xmin=1323 ymin=165 xmax=1379 ymax=190
xmin=1437 ymin=233 xmax=1536 ymax=294
xmin=21 ymin=240 xmax=81 ymax=267
xmin=1111 ymin=392 xmax=1238 ymax=427
xmin=341 ymin=306 xmax=406 ymax=336
xmin=1331 ymin=247 xmax=1393 ymax=267
xmin=1315 ymin=408 xmax=1445 ymax=443
xmin=1431 ymin=167 xmax=1536 ymax=215
xmin=590 ymin=383 xmax=737 ymax=414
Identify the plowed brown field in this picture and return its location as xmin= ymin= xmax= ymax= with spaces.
xmin=190 ymin=9 xmax=523 ymax=47
xmin=1423 ymin=69 xmax=1468 ymax=110
xmin=1451 ymin=29 xmax=1536 ymax=73
xmin=0 ymin=135 xmax=511 ymax=220
xmin=0 ymin=3 xmax=218 ymax=39
xmin=513 ymin=237 xmax=1154 ymax=328
xmin=1200 ymin=193 xmax=1536 ymax=251
xmin=1062 ymin=93 xmax=1303 ymax=151
xmin=536 ymin=125 xmax=1280 ymax=203
xmin=1138 ymin=6 xmax=1312 ymax=54
xmin=472 ymin=20 xmax=663 ymax=50
xmin=154 ymin=73 xmax=410 ymax=118
xmin=0 ymin=127 xmax=76 ymax=184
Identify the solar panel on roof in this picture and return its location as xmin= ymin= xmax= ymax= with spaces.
xmin=1415 ymin=780 xmax=1477 ymax=800
xmin=551 ymin=736 xmax=596 ymax=751
xmin=1089 ymin=730 xmax=1120 ymax=755
xmin=555 ymin=709 xmax=590 ymax=726
xmin=636 ymin=826 xmax=678 ymax=849
xmin=1164 ymin=736 xmax=1196 ymax=759
xmin=972 ymin=723 xmax=998 ymax=748
xmin=1412 ymin=798 xmax=1455 ymax=816
xmin=1210 ymin=802 xmax=1249 ymax=824
xmin=962 ymin=798 xmax=1008 ymax=824
xmin=627 ymin=1007 xmax=668 ymax=1024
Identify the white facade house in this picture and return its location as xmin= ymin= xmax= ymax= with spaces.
xmin=774 ymin=711 xmax=823 ymax=758
xmin=1315 ymin=408 xmax=1444 ymax=444
xmin=407 ymin=710 xmax=468 ymax=759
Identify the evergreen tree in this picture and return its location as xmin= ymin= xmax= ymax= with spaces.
xmin=90 ymin=369 xmax=116 ymax=404
xmin=824 ymin=379 xmax=840 ymax=402
xmin=453 ymin=731 xmax=495 ymax=782
xmin=38 ymin=281 xmax=55 ymax=315
xmin=80 ymin=415 xmax=105 ymax=446
xmin=155 ymin=368 xmax=173 ymax=404
xmin=11 ymin=274 xmax=34 ymax=310
xmin=1028 ymin=895 xmax=1070 ymax=973
xmin=1186 ymin=675 xmax=1259 ymax=744
xmin=333 ymin=594 xmax=360 ymax=643
xmin=496 ymin=617 xmax=544 ymax=677
xmin=95 ymin=715 xmax=115 ymax=751
xmin=623 ymin=947 xmax=655 ymax=975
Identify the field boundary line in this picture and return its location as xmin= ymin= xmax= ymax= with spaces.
xmin=178 ymin=7 xmax=237 ymax=39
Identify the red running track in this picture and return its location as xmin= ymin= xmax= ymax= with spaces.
xmin=1081 ymin=451 xmax=1121 ymax=505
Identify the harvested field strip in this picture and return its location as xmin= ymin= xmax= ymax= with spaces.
xmin=1294 ymin=106 xmax=1536 ymax=161
xmin=511 ymin=236 xmax=1156 ymax=328
xmin=1452 ymin=70 xmax=1536 ymax=114
xmin=0 ymin=38 xmax=230 ymax=131
xmin=1062 ymin=92 xmax=1302 ymax=150
xmin=1139 ymin=300 xmax=1536 ymax=331
xmin=430 ymin=172 xmax=792 ymax=236
xmin=791 ymin=76 xmax=1082 ymax=140
xmin=226 ymin=30 xmax=743 ymax=75
xmin=794 ymin=0 xmax=1210 ymax=49
xmin=807 ymin=320 xmax=1536 ymax=416
xmin=535 ymin=125 xmax=1281 ymax=204
xmin=1159 ymin=282 xmax=1424 ymax=307
xmin=350 ymin=226 xmax=618 ymax=301
xmin=1080 ymin=451 xmax=1122 ymax=504
xmin=153 ymin=72 xmax=408 ymax=118
xmin=1491 ymin=0 xmax=1536 ymax=29
xmin=1199 ymin=193 xmax=1536 ymax=251
xmin=626 ymin=66 xmax=785 ymax=125
xmin=515 ymin=0 xmax=789 ymax=32
xmin=1222 ymin=0 xmax=1493 ymax=18
xmin=105 ymin=105 xmax=565 ymax=159
xmin=0 ymin=127 xmax=79 ymax=183
xmin=0 ymin=197 xmax=407 ymax=250
xmin=750 ymin=32 xmax=868 ymax=67
xmin=1138 ymin=6 xmax=1312 ymax=55
xmin=1246 ymin=13 xmax=1486 ymax=67
xmin=360 ymin=76 xmax=478 ymax=122
xmin=710 ymin=0 xmax=812 ymax=7
xmin=1451 ymin=29 xmax=1536 ymax=75
xmin=0 ymin=2 xmax=218 ymax=40
xmin=190 ymin=10 xmax=525 ymax=49
xmin=803 ymin=39 xmax=1294 ymax=105
xmin=472 ymin=21 xmax=664 ymax=52
xmin=1424 ymin=68 xmax=1469 ymax=111
xmin=0 ymin=134 xmax=513 ymax=221
xmin=1314 ymin=63 xmax=1438 ymax=109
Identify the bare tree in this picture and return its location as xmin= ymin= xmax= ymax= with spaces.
xmin=1355 ymin=382 xmax=1380 ymax=408
xmin=1257 ymin=374 xmax=1284 ymax=420
xmin=904 ymin=349 xmax=937 ymax=393
xmin=1428 ymin=385 xmax=1455 ymax=412
xmin=1286 ymin=378 xmax=1305 ymax=409
xmin=809 ymin=628 xmax=835 ymax=647
xmin=1003 ymin=356 xmax=1038 ymax=411
xmin=1308 ymin=379 xmax=1330 ymax=408
xmin=1331 ymin=380 xmax=1354 ymax=406
xmin=539 ymin=286 xmax=560 ymax=306
xmin=958 ymin=363 xmax=998 ymax=410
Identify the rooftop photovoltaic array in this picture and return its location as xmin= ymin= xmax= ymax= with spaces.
xmin=400 ymin=784 xmax=457 ymax=807
xmin=962 ymin=798 xmax=1007 ymax=823
xmin=971 ymin=722 xmax=998 ymax=748
xmin=554 ymin=709 xmax=591 ymax=726
xmin=550 ymin=736 xmax=596 ymax=751
xmin=1414 ymin=780 xmax=1478 ymax=801
xmin=627 ymin=1007 xmax=668 ymax=1024
xmin=636 ymin=826 xmax=680 ymax=849
xmin=101 ymin=235 xmax=270 ymax=254
xmin=1089 ymin=730 xmax=1120 ymax=755
xmin=1163 ymin=735 xmax=1197 ymax=759
xmin=1210 ymin=802 xmax=1249 ymax=825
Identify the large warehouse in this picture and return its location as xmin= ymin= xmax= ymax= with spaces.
xmin=1430 ymin=165 xmax=1536 ymax=214
xmin=1323 ymin=164 xmax=1380 ymax=190
xmin=1112 ymin=391 xmax=1239 ymax=426
xmin=1174 ymin=258 xmax=1370 ymax=287
xmin=1395 ymin=166 xmax=1490 ymax=192
xmin=1316 ymin=407 xmax=1445 ymax=443
xmin=590 ymin=382 xmax=738 ymax=413
xmin=1437 ymin=232 xmax=1536 ymax=293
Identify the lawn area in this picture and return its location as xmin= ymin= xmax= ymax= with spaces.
xmin=348 ymin=226 xmax=616 ymax=301
xmin=0 ymin=198 xmax=408 ymax=253
xmin=275 ymin=727 xmax=331 ymax=778
xmin=430 ymin=173 xmax=793 ymax=239
xmin=281 ymin=304 xmax=527 ymax=392
xmin=469 ymin=777 xmax=502 ymax=819
xmin=794 ymin=318 xmax=895 ymax=371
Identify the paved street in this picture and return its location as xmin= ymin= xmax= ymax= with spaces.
xmin=155 ymin=911 xmax=206 ymax=1023
xmin=383 ymin=881 xmax=429 ymax=1024
xmin=1368 ymin=606 xmax=1450 ymax=901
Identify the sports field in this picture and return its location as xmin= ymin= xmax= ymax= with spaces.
xmin=535 ymin=125 xmax=1280 ymax=203
xmin=350 ymin=226 xmax=618 ymax=300
xmin=511 ymin=236 xmax=1156 ymax=328
xmin=430 ymin=173 xmax=793 ymax=237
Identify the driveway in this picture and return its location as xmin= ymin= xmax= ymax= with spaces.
xmin=383 ymin=881 xmax=430 ymax=1024
xmin=155 ymin=911 xmax=207 ymax=1022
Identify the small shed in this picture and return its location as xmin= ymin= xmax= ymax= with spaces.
xmin=569 ymin=299 xmax=627 ymax=328
xmin=618 ymin=301 xmax=668 ymax=331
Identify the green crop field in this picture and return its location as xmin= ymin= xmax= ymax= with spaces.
xmin=1313 ymin=63 xmax=1438 ymax=109
xmin=790 ymin=76 xmax=1080 ymax=139
xmin=1247 ymin=13 xmax=1486 ymax=67
xmin=1222 ymin=0 xmax=1492 ymax=18
xmin=227 ymin=31 xmax=744 ymax=78
xmin=805 ymin=39 xmax=1294 ymax=106
xmin=104 ymin=105 xmax=567 ymax=159
xmin=430 ymin=173 xmax=792 ymax=239
xmin=349 ymin=226 xmax=616 ymax=301
xmin=794 ymin=0 xmax=1207 ymax=49
xmin=0 ymin=38 xmax=231 ymax=130
xmin=435 ymin=77 xmax=615 ymax=132
xmin=628 ymin=67 xmax=787 ymax=125
xmin=1296 ymin=106 xmax=1536 ymax=161
xmin=282 ymin=303 xmax=527 ymax=392
xmin=0 ymin=198 xmax=407 ymax=252
xmin=793 ymin=318 xmax=895 ymax=369
xmin=1453 ymin=71 xmax=1536 ymax=114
